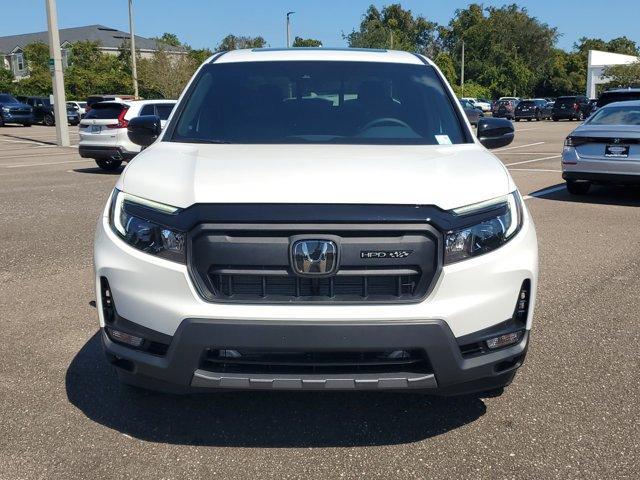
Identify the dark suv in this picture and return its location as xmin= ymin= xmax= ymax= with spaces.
xmin=592 ymin=88 xmax=640 ymax=116
xmin=18 ymin=96 xmax=80 ymax=126
xmin=514 ymin=99 xmax=552 ymax=121
xmin=0 ymin=93 xmax=33 ymax=127
xmin=552 ymin=95 xmax=590 ymax=121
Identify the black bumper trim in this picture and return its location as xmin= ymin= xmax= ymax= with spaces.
xmin=563 ymin=171 xmax=640 ymax=185
xmin=102 ymin=318 xmax=529 ymax=395
xmin=79 ymin=145 xmax=136 ymax=160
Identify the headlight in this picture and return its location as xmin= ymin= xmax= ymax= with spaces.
xmin=109 ymin=189 xmax=185 ymax=263
xmin=444 ymin=192 xmax=522 ymax=264
xmin=1 ymin=106 xmax=10 ymax=112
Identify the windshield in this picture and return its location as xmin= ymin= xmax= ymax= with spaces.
xmin=170 ymin=61 xmax=468 ymax=145
xmin=587 ymin=105 xmax=640 ymax=125
xmin=0 ymin=94 xmax=19 ymax=103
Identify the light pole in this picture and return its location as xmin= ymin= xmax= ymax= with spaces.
xmin=45 ymin=0 xmax=70 ymax=147
xmin=286 ymin=11 xmax=295 ymax=47
xmin=128 ymin=0 xmax=139 ymax=98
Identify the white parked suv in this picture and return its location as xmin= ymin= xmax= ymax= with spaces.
xmin=79 ymin=100 xmax=176 ymax=171
xmin=94 ymin=48 xmax=538 ymax=396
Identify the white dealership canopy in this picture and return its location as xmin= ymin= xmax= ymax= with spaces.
xmin=586 ymin=49 xmax=640 ymax=98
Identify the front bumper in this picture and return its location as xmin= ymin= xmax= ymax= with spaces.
xmin=102 ymin=316 xmax=529 ymax=395
xmin=1 ymin=112 xmax=34 ymax=124
xmin=94 ymin=199 xmax=538 ymax=394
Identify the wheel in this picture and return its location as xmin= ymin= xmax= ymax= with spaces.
xmin=515 ymin=118 xmax=520 ymax=122
xmin=536 ymin=112 xmax=541 ymax=121
xmin=552 ymin=116 xmax=559 ymax=122
xmin=0 ymin=115 xmax=4 ymax=127
xmin=566 ymin=180 xmax=591 ymax=195
xmin=527 ymin=118 xmax=532 ymax=121
xmin=22 ymin=123 xmax=32 ymax=127
xmin=43 ymin=114 xmax=55 ymax=126
xmin=95 ymin=159 xmax=123 ymax=171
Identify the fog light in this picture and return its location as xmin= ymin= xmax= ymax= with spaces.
xmin=486 ymin=331 xmax=523 ymax=350
xmin=107 ymin=328 xmax=144 ymax=348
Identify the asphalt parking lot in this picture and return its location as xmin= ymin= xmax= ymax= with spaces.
xmin=1 ymin=121 xmax=638 ymax=479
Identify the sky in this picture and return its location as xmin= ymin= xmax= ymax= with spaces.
xmin=2 ymin=0 xmax=638 ymax=52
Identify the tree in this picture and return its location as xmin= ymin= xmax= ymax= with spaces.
xmin=603 ymin=61 xmax=640 ymax=88
xmin=442 ymin=3 xmax=558 ymax=98
xmin=217 ymin=34 xmax=266 ymax=51
xmin=188 ymin=47 xmax=214 ymax=65
xmin=292 ymin=37 xmax=322 ymax=48
xmin=345 ymin=4 xmax=438 ymax=56
xmin=155 ymin=33 xmax=181 ymax=47
xmin=138 ymin=48 xmax=199 ymax=99
xmin=434 ymin=52 xmax=457 ymax=85
xmin=0 ymin=68 xmax=15 ymax=93
xmin=14 ymin=42 xmax=52 ymax=97
xmin=22 ymin=41 xmax=50 ymax=72
xmin=64 ymin=41 xmax=132 ymax=99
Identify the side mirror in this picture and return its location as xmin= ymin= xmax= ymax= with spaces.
xmin=477 ymin=117 xmax=514 ymax=149
xmin=127 ymin=115 xmax=162 ymax=148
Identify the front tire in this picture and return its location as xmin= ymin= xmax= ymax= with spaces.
xmin=552 ymin=116 xmax=559 ymax=122
xmin=22 ymin=123 xmax=32 ymax=127
xmin=95 ymin=159 xmax=123 ymax=171
xmin=566 ymin=180 xmax=591 ymax=195
xmin=43 ymin=114 xmax=55 ymax=126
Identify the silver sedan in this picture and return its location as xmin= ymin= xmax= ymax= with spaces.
xmin=562 ymin=100 xmax=640 ymax=194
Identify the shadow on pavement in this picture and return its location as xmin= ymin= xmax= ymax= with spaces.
xmin=537 ymin=183 xmax=640 ymax=207
xmin=73 ymin=167 xmax=124 ymax=175
xmin=66 ymin=332 xmax=487 ymax=448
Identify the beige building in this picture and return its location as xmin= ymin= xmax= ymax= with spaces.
xmin=1 ymin=24 xmax=187 ymax=80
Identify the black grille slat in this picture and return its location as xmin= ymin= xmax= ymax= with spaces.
xmin=202 ymin=349 xmax=432 ymax=375
xmin=210 ymin=272 xmax=420 ymax=301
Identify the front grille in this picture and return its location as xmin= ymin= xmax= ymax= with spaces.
xmin=189 ymin=225 xmax=440 ymax=304
xmin=201 ymin=348 xmax=432 ymax=375
xmin=210 ymin=270 xmax=420 ymax=301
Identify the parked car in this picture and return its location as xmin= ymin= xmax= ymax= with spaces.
xmin=94 ymin=48 xmax=536 ymax=397
xmin=514 ymin=99 xmax=552 ymax=121
xmin=591 ymin=88 xmax=640 ymax=117
xmin=68 ymin=101 xmax=88 ymax=118
xmin=0 ymin=93 xmax=33 ymax=127
xmin=552 ymin=95 xmax=590 ymax=121
xmin=79 ymin=99 xmax=176 ymax=170
xmin=562 ymin=100 xmax=640 ymax=194
xmin=495 ymin=99 xmax=519 ymax=119
xmin=18 ymin=96 xmax=80 ymax=126
xmin=85 ymin=95 xmax=136 ymax=115
xmin=459 ymin=98 xmax=484 ymax=126
xmin=462 ymin=97 xmax=491 ymax=112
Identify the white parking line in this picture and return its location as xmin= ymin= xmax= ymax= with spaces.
xmin=509 ymin=168 xmax=562 ymax=173
xmin=2 ymin=159 xmax=92 ymax=168
xmin=494 ymin=141 xmax=545 ymax=152
xmin=522 ymin=185 xmax=566 ymax=200
xmin=505 ymin=155 xmax=560 ymax=166
xmin=499 ymin=152 xmax=560 ymax=155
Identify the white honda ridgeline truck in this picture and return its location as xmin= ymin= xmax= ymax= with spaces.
xmin=94 ymin=48 xmax=538 ymax=396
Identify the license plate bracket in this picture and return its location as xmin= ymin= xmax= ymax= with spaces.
xmin=604 ymin=144 xmax=630 ymax=158
xmin=91 ymin=125 xmax=101 ymax=133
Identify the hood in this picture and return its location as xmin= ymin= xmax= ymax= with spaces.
xmin=119 ymin=143 xmax=511 ymax=211
xmin=572 ymin=124 xmax=640 ymax=139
